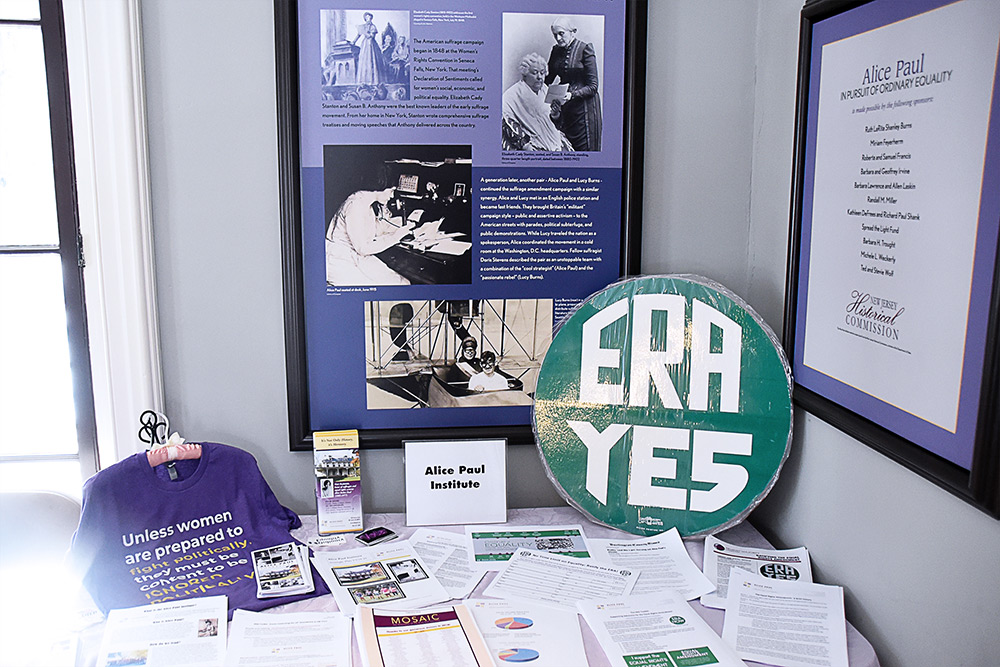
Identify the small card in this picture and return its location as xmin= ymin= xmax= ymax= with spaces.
xmin=356 ymin=526 xmax=398 ymax=546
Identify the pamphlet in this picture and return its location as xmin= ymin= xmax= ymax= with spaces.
xmin=312 ymin=540 xmax=451 ymax=616
xmin=701 ymin=535 xmax=812 ymax=609
xmin=467 ymin=598 xmax=588 ymax=667
xmin=313 ymin=429 xmax=363 ymax=534
xmin=483 ymin=548 xmax=638 ymax=611
xmin=578 ymin=591 xmax=746 ymax=667
xmin=466 ymin=524 xmax=592 ymax=570
xmin=589 ymin=528 xmax=715 ymax=600
xmin=409 ymin=527 xmax=485 ymax=599
xmin=722 ymin=569 xmax=848 ymax=667
xmin=356 ymin=603 xmax=494 ymax=667
xmin=96 ymin=595 xmax=227 ymax=667
xmin=225 ymin=609 xmax=352 ymax=667
xmin=251 ymin=542 xmax=315 ymax=598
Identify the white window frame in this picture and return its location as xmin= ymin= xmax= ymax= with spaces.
xmin=63 ymin=0 xmax=162 ymax=467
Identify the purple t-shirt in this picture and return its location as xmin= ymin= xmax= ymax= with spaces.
xmin=71 ymin=442 xmax=328 ymax=616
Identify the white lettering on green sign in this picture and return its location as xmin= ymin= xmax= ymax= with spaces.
xmin=574 ymin=297 xmax=752 ymax=512
xmin=580 ymin=297 xmax=743 ymax=411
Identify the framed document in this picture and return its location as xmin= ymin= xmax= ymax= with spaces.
xmin=275 ymin=1 xmax=647 ymax=450
xmin=784 ymin=0 xmax=1000 ymax=515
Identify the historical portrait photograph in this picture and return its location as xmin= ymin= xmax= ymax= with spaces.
xmin=501 ymin=13 xmax=605 ymax=152
xmin=364 ymin=298 xmax=554 ymax=409
xmin=319 ymin=9 xmax=411 ymax=100
xmin=323 ymin=144 xmax=473 ymax=287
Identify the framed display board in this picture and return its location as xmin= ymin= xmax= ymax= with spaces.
xmin=784 ymin=0 xmax=1000 ymax=515
xmin=275 ymin=0 xmax=647 ymax=450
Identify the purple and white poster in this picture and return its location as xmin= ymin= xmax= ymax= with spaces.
xmin=281 ymin=1 xmax=639 ymax=446
xmin=791 ymin=0 xmax=1000 ymax=470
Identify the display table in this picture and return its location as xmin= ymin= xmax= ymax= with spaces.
xmin=273 ymin=507 xmax=879 ymax=667
xmin=73 ymin=507 xmax=879 ymax=666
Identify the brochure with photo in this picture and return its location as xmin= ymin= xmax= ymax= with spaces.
xmin=312 ymin=540 xmax=451 ymax=616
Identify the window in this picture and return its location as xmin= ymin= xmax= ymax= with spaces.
xmin=0 ymin=0 xmax=98 ymax=498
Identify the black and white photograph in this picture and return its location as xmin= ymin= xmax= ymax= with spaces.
xmin=324 ymin=145 xmax=472 ymax=287
xmin=333 ymin=561 xmax=390 ymax=587
xmin=320 ymin=9 xmax=410 ymax=100
xmin=364 ymin=298 xmax=554 ymax=409
xmin=197 ymin=618 xmax=218 ymax=638
xmin=501 ymin=13 xmax=605 ymax=152
xmin=386 ymin=558 xmax=428 ymax=583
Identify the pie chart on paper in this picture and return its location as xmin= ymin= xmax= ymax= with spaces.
xmin=495 ymin=617 xmax=534 ymax=630
xmin=498 ymin=648 xmax=540 ymax=662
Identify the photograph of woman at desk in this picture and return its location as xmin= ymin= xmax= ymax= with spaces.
xmin=325 ymin=188 xmax=415 ymax=286
xmin=323 ymin=144 xmax=472 ymax=286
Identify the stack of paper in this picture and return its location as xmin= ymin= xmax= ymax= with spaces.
xmin=251 ymin=542 xmax=315 ymax=599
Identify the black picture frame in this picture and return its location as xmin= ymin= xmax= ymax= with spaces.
xmin=784 ymin=0 xmax=1000 ymax=516
xmin=275 ymin=0 xmax=647 ymax=451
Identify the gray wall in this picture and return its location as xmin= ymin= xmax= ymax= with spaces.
xmin=142 ymin=2 xmax=1000 ymax=666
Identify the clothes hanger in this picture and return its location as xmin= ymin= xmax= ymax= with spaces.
xmin=139 ymin=410 xmax=201 ymax=468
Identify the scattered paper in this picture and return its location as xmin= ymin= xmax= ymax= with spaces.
xmin=225 ymin=610 xmax=352 ymax=667
xmin=468 ymin=598 xmax=588 ymax=667
xmin=578 ymin=591 xmax=746 ymax=667
xmin=589 ymin=528 xmax=715 ymax=600
xmin=722 ymin=569 xmax=848 ymax=667
xmin=96 ymin=595 xmax=227 ymax=667
xmin=702 ymin=535 xmax=812 ymax=609
xmin=484 ymin=548 xmax=637 ymax=611
xmin=466 ymin=524 xmax=593 ymax=570
xmin=409 ymin=528 xmax=485 ymax=599
xmin=356 ymin=603 xmax=493 ymax=667
xmin=312 ymin=540 xmax=451 ymax=616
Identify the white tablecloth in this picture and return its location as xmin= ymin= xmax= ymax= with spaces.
xmin=272 ymin=507 xmax=879 ymax=667
xmin=73 ymin=507 xmax=879 ymax=666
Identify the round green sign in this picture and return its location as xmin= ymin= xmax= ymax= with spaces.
xmin=533 ymin=275 xmax=792 ymax=537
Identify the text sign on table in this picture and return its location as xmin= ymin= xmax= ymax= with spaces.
xmin=533 ymin=275 xmax=793 ymax=537
xmin=404 ymin=438 xmax=507 ymax=526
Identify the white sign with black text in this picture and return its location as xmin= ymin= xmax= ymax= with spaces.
xmin=404 ymin=439 xmax=507 ymax=526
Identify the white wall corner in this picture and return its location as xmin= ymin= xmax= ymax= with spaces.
xmin=63 ymin=0 xmax=163 ymax=467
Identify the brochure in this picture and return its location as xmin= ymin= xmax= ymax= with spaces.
xmin=722 ymin=569 xmax=848 ymax=667
xmin=701 ymin=535 xmax=812 ymax=609
xmin=313 ymin=429 xmax=363 ymax=534
xmin=356 ymin=603 xmax=494 ymax=667
xmin=251 ymin=542 xmax=315 ymax=598
xmin=96 ymin=595 xmax=227 ymax=667
xmin=589 ymin=528 xmax=715 ymax=600
xmin=312 ymin=540 xmax=451 ymax=616
xmin=483 ymin=548 xmax=637 ymax=611
xmin=578 ymin=591 xmax=746 ymax=667
xmin=468 ymin=598 xmax=588 ymax=667
xmin=225 ymin=609 xmax=352 ymax=667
